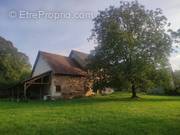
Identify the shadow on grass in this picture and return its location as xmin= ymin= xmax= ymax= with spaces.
xmin=74 ymin=96 xmax=180 ymax=104
xmin=55 ymin=94 xmax=180 ymax=107
xmin=0 ymin=93 xmax=180 ymax=108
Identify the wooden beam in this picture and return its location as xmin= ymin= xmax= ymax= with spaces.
xmin=26 ymin=82 xmax=50 ymax=85
xmin=25 ymin=73 xmax=50 ymax=84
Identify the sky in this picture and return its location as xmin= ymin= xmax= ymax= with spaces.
xmin=0 ymin=0 xmax=180 ymax=70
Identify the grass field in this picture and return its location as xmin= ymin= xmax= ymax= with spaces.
xmin=0 ymin=92 xmax=180 ymax=135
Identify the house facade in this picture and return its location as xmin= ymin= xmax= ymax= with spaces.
xmin=24 ymin=50 xmax=92 ymax=100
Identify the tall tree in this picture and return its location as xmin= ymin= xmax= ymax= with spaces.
xmin=0 ymin=36 xmax=31 ymax=89
xmin=88 ymin=1 xmax=173 ymax=98
xmin=170 ymin=29 xmax=180 ymax=91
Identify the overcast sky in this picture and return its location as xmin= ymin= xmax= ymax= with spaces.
xmin=0 ymin=0 xmax=180 ymax=70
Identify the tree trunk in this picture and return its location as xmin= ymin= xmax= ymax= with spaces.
xmin=131 ymin=82 xmax=138 ymax=98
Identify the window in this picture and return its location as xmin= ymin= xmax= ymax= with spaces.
xmin=56 ymin=85 xmax=61 ymax=93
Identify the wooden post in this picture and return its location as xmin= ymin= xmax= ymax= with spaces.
xmin=40 ymin=77 xmax=43 ymax=99
xmin=17 ymin=88 xmax=19 ymax=102
xmin=40 ymin=87 xmax=42 ymax=99
xmin=11 ymin=88 xmax=14 ymax=101
xmin=24 ymin=83 xmax=27 ymax=100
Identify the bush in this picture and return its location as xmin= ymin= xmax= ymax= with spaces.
xmin=147 ymin=87 xmax=165 ymax=95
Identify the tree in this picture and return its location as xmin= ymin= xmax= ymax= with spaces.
xmin=170 ymin=29 xmax=180 ymax=46
xmin=88 ymin=1 xmax=173 ymax=98
xmin=169 ymin=28 xmax=180 ymax=93
xmin=173 ymin=70 xmax=180 ymax=88
xmin=0 ymin=36 xmax=31 ymax=89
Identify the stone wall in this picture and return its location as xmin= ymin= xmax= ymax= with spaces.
xmin=50 ymin=75 xmax=87 ymax=99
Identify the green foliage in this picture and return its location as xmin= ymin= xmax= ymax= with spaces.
xmin=169 ymin=27 xmax=180 ymax=94
xmin=146 ymin=68 xmax=175 ymax=93
xmin=0 ymin=92 xmax=180 ymax=135
xmin=169 ymin=29 xmax=180 ymax=48
xmin=0 ymin=36 xmax=31 ymax=89
xmin=172 ymin=70 xmax=180 ymax=94
xmin=88 ymin=1 xmax=173 ymax=96
xmin=174 ymin=70 xmax=180 ymax=88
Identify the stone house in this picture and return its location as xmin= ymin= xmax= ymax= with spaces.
xmin=23 ymin=50 xmax=92 ymax=100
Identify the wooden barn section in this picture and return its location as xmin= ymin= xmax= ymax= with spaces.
xmin=24 ymin=71 xmax=51 ymax=99
xmin=22 ymin=50 xmax=92 ymax=100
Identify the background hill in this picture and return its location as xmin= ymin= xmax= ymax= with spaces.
xmin=0 ymin=36 xmax=31 ymax=89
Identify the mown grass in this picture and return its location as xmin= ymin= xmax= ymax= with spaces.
xmin=0 ymin=92 xmax=180 ymax=135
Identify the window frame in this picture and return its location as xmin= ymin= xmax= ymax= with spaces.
xmin=56 ymin=85 xmax=62 ymax=93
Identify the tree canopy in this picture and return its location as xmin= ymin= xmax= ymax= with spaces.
xmin=0 ymin=36 xmax=31 ymax=89
xmin=88 ymin=0 xmax=174 ymax=97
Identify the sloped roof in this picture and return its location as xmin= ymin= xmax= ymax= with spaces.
xmin=69 ymin=50 xmax=89 ymax=68
xmin=33 ymin=51 xmax=87 ymax=76
xmin=70 ymin=50 xmax=89 ymax=61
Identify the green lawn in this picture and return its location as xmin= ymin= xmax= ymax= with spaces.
xmin=0 ymin=92 xmax=180 ymax=135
